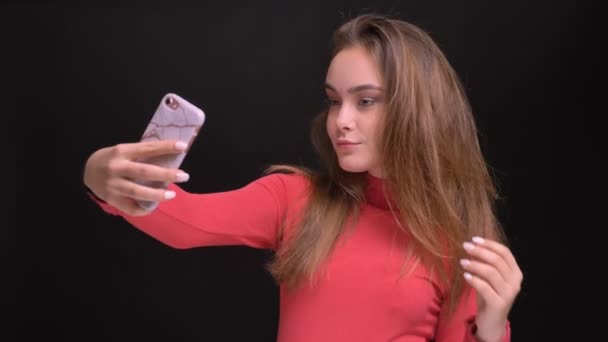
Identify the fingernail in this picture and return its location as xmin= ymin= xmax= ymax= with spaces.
xmin=463 ymin=272 xmax=473 ymax=280
xmin=463 ymin=242 xmax=475 ymax=251
xmin=164 ymin=190 xmax=176 ymax=199
xmin=175 ymin=141 xmax=188 ymax=150
xmin=472 ymin=236 xmax=485 ymax=244
xmin=176 ymin=172 xmax=190 ymax=182
xmin=460 ymin=259 xmax=471 ymax=267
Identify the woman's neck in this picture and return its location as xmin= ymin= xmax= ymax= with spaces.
xmin=365 ymin=172 xmax=392 ymax=210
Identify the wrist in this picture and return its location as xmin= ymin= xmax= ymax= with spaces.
xmin=473 ymin=322 xmax=507 ymax=342
xmin=85 ymin=185 xmax=106 ymax=203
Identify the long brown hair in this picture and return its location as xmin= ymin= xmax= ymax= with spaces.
xmin=266 ymin=13 xmax=506 ymax=315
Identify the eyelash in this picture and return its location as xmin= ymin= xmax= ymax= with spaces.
xmin=325 ymin=97 xmax=377 ymax=107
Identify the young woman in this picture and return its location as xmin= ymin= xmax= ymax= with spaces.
xmin=83 ymin=13 xmax=522 ymax=342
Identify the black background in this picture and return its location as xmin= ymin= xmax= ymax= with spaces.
xmin=10 ymin=0 xmax=594 ymax=341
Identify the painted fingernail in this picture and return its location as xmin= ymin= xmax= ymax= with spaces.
xmin=460 ymin=259 xmax=471 ymax=267
xmin=463 ymin=242 xmax=475 ymax=251
xmin=464 ymin=272 xmax=473 ymax=280
xmin=164 ymin=190 xmax=176 ymax=199
xmin=176 ymin=172 xmax=190 ymax=182
xmin=175 ymin=141 xmax=188 ymax=150
xmin=472 ymin=236 xmax=485 ymax=244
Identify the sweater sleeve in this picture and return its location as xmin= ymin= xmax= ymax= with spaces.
xmin=88 ymin=173 xmax=306 ymax=251
xmin=434 ymin=286 xmax=511 ymax=342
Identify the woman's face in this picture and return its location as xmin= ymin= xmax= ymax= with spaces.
xmin=325 ymin=46 xmax=386 ymax=178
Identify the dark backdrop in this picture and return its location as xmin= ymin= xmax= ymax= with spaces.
xmin=11 ymin=1 xmax=593 ymax=341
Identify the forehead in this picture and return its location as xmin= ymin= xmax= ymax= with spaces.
xmin=325 ymin=46 xmax=383 ymax=90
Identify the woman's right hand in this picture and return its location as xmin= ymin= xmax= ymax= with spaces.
xmin=83 ymin=140 xmax=190 ymax=216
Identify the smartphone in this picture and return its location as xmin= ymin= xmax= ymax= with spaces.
xmin=134 ymin=93 xmax=206 ymax=211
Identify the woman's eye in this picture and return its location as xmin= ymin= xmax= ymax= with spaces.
xmin=326 ymin=98 xmax=340 ymax=106
xmin=359 ymin=98 xmax=376 ymax=106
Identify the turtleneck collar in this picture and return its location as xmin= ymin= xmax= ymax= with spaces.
xmin=365 ymin=173 xmax=393 ymax=210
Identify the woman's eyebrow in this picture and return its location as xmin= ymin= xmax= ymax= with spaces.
xmin=324 ymin=83 xmax=384 ymax=93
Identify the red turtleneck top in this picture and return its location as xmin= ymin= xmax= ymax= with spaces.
xmin=91 ymin=172 xmax=511 ymax=342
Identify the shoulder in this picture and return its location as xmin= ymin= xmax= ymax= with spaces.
xmin=254 ymin=171 xmax=312 ymax=199
xmin=257 ymin=171 xmax=313 ymax=229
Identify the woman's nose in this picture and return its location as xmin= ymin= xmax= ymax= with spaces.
xmin=335 ymin=104 xmax=355 ymax=130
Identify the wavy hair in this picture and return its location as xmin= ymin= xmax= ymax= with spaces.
xmin=266 ymin=13 xmax=506 ymax=315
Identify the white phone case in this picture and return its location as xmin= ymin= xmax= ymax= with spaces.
xmin=135 ymin=93 xmax=205 ymax=211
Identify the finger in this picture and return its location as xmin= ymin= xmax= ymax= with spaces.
xmin=460 ymin=258 xmax=509 ymax=296
xmin=463 ymin=241 xmax=512 ymax=284
xmin=463 ymin=272 xmax=501 ymax=305
xmin=113 ymin=140 xmax=188 ymax=160
xmin=472 ymin=237 xmax=523 ymax=281
xmin=109 ymin=196 xmax=156 ymax=217
xmin=110 ymin=177 xmax=177 ymax=202
xmin=112 ymin=159 xmax=190 ymax=183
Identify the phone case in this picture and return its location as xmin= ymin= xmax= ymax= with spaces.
xmin=134 ymin=93 xmax=206 ymax=211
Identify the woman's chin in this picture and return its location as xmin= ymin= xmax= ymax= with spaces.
xmin=337 ymin=159 xmax=369 ymax=173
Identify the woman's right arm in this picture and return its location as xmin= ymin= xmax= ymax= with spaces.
xmin=83 ymin=140 xmax=296 ymax=250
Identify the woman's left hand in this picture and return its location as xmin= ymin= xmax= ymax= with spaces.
xmin=460 ymin=237 xmax=523 ymax=342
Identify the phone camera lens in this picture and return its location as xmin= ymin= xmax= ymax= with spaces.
xmin=165 ymin=96 xmax=179 ymax=110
